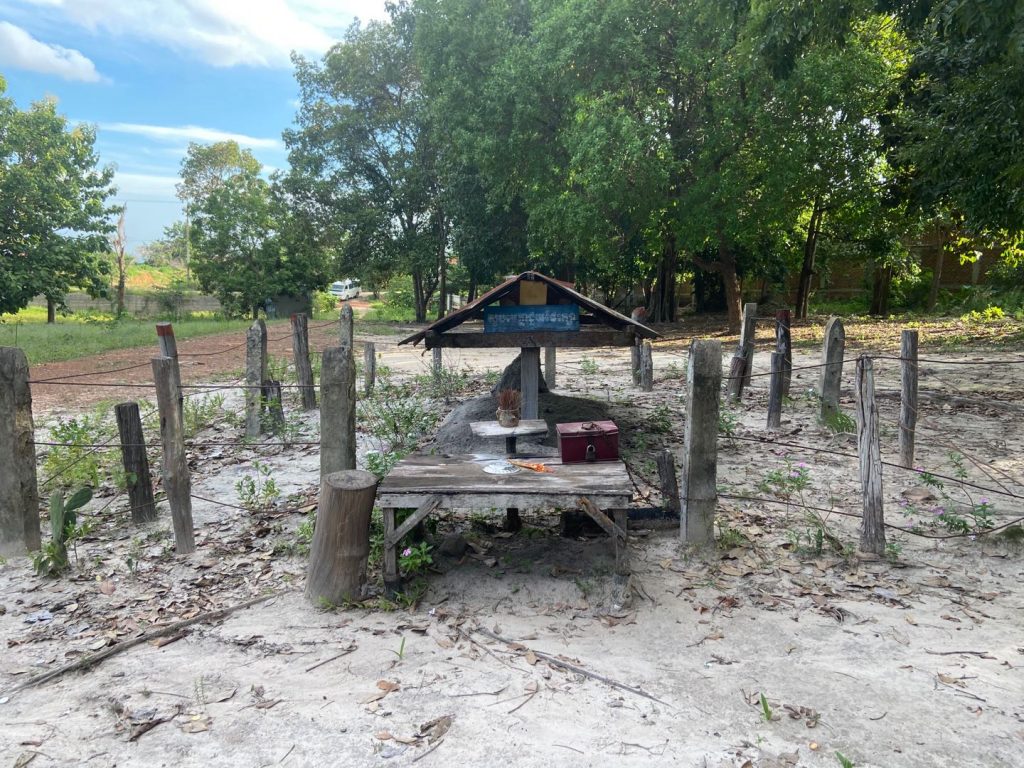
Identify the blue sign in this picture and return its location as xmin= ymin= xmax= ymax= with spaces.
xmin=483 ymin=304 xmax=580 ymax=333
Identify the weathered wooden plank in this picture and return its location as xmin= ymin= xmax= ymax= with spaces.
xmin=383 ymin=495 xmax=442 ymax=549
xmin=424 ymin=330 xmax=636 ymax=349
xmin=898 ymin=329 xmax=919 ymax=469
xmin=819 ymin=316 xmax=845 ymax=421
xmin=767 ymin=351 xmax=784 ymax=431
xmin=469 ymin=420 xmax=548 ymax=439
xmin=739 ymin=303 xmax=757 ymax=386
xmin=856 ymin=356 xmax=885 ymax=555
xmin=775 ymin=309 xmax=792 ymax=396
xmin=680 ymin=339 xmax=721 ymax=546
xmin=376 ymin=491 xmax=631 ymax=512
xmin=115 ymin=402 xmax=156 ymax=524
xmin=639 ymin=340 xmax=654 ymax=392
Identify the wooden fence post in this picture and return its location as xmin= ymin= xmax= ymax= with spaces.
xmin=739 ymin=302 xmax=757 ymax=386
xmin=305 ymin=470 xmax=378 ymax=605
xmin=320 ymin=346 xmax=356 ymax=478
xmin=0 ymin=347 xmax=40 ymax=555
xmin=819 ymin=317 xmax=846 ymax=422
xmin=115 ymin=402 xmax=156 ymax=524
xmin=291 ymin=313 xmax=317 ymax=410
xmin=775 ymin=309 xmax=792 ymax=396
xmin=639 ymin=341 xmax=654 ymax=392
xmin=156 ymin=322 xmax=182 ymax=418
xmin=680 ymin=339 xmax=722 ymax=545
xmin=767 ymin=352 xmax=784 ymax=431
xmin=363 ymin=342 xmax=376 ymax=396
xmin=726 ymin=348 xmax=748 ymax=402
xmin=855 ymin=356 xmax=885 ymax=555
xmin=657 ymin=448 xmax=681 ymax=517
xmin=245 ymin=319 xmax=267 ymax=438
xmin=898 ymin=329 xmax=919 ymax=469
xmin=630 ymin=308 xmax=645 ymax=386
xmin=544 ymin=346 xmax=557 ymax=390
xmin=520 ymin=347 xmax=541 ymax=420
xmin=432 ymin=347 xmax=443 ymax=379
xmin=339 ymin=304 xmax=354 ymax=352
xmin=152 ymin=356 xmax=195 ymax=554
xmin=261 ymin=380 xmax=285 ymax=435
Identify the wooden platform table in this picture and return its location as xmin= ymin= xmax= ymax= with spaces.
xmin=377 ymin=453 xmax=632 ymax=595
xmin=469 ymin=419 xmax=548 ymax=456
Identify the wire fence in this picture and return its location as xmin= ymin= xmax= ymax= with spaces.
xmin=15 ymin=312 xmax=1024 ymax=555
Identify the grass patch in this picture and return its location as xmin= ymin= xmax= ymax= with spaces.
xmin=0 ymin=308 xmax=259 ymax=365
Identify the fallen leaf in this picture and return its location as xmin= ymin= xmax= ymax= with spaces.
xmin=376 ymin=731 xmax=393 ymax=741
xmin=98 ymin=580 xmax=116 ymax=595
xmin=524 ymin=650 xmax=538 ymax=666
xmin=377 ymin=680 xmax=400 ymax=692
xmin=180 ymin=716 xmax=210 ymax=734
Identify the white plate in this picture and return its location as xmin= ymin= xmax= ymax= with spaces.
xmin=482 ymin=460 xmax=520 ymax=475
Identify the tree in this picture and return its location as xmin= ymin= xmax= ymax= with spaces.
xmin=0 ymin=80 xmax=118 ymax=318
xmin=136 ymin=221 xmax=188 ymax=268
xmin=888 ymin=0 xmax=1024 ymax=250
xmin=177 ymin=141 xmax=261 ymax=211
xmin=188 ymin=162 xmax=331 ymax=319
xmin=285 ymin=3 xmax=446 ymax=322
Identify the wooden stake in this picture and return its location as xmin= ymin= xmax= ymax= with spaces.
xmin=680 ymin=339 xmax=721 ymax=546
xmin=631 ymin=343 xmax=642 ymax=386
xmin=855 ymin=356 xmax=885 ymax=555
xmin=657 ymin=449 xmax=680 ymax=517
xmin=115 ymin=402 xmax=156 ymax=524
xmin=898 ymin=329 xmax=919 ymax=469
xmin=775 ymin=309 xmax=792 ymax=396
xmin=261 ymin=380 xmax=284 ymax=435
xmin=155 ymin=322 xmax=182 ymax=418
xmin=339 ymin=304 xmax=354 ymax=351
xmin=726 ymin=347 xmax=748 ymax=402
xmin=364 ymin=341 xmax=376 ymax=396
xmin=152 ymin=357 xmax=195 ymax=554
xmin=639 ymin=341 xmax=654 ymax=392
xmin=739 ymin=302 xmax=757 ymax=386
xmin=291 ymin=313 xmax=317 ymax=410
xmin=767 ymin=352 xmax=784 ymax=431
xmin=819 ymin=316 xmax=845 ymax=422
xmin=0 ymin=347 xmax=40 ymax=555
xmin=245 ymin=319 xmax=267 ymax=439
xmin=520 ymin=347 xmax=540 ymax=420
xmin=544 ymin=346 xmax=557 ymax=390
xmin=305 ymin=470 xmax=378 ymax=605
xmin=320 ymin=346 xmax=356 ymax=478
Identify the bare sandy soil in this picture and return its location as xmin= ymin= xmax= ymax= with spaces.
xmin=2 ymin=318 xmax=1023 ymax=768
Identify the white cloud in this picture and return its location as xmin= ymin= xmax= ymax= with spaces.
xmin=100 ymin=122 xmax=280 ymax=150
xmin=19 ymin=0 xmax=390 ymax=69
xmin=0 ymin=20 xmax=102 ymax=81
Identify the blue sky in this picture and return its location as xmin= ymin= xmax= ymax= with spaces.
xmin=0 ymin=0 xmax=389 ymax=253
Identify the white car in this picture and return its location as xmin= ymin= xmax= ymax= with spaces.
xmin=329 ymin=279 xmax=361 ymax=300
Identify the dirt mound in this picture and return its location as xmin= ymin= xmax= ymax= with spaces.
xmin=430 ymin=392 xmax=610 ymax=456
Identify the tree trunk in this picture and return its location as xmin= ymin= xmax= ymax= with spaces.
xmin=927 ymin=231 xmax=945 ymax=311
xmin=647 ymin=233 xmax=678 ymax=322
xmin=46 ymin=299 xmax=56 ymax=324
xmin=869 ymin=265 xmax=893 ymax=316
xmin=795 ymin=198 xmax=823 ymax=319
xmin=468 ymin=275 xmax=477 ymax=303
xmin=435 ymin=210 xmax=447 ymax=320
xmin=718 ymin=237 xmax=742 ymax=333
xmin=412 ymin=267 xmax=427 ymax=323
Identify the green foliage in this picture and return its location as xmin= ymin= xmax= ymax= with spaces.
xmin=759 ymin=693 xmax=774 ymax=722
xmin=296 ymin=510 xmax=316 ymax=555
xmin=960 ymin=306 xmax=1005 ymax=325
xmin=836 ymin=752 xmax=855 ymax=768
xmin=415 ymin=361 xmax=471 ymax=401
xmin=759 ymin=461 xmax=811 ymax=499
xmin=822 ymin=410 xmax=856 ymax=435
xmin=900 ymin=453 xmax=996 ymax=536
xmin=718 ymin=408 xmax=740 ymax=438
xmin=183 ymin=393 xmax=226 ymax=437
xmin=644 ymin=405 xmax=673 ymax=435
xmin=357 ymin=372 xmax=439 ymax=464
xmin=33 ymin=487 xmax=93 ymax=576
xmin=399 ymin=541 xmax=433 ymax=576
xmin=0 ymin=84 xmax=119 ymax=317
xmin=579 ymin=357 xmax=600 ymax=376
xmin=42 ymin=412 xmax=114 ymax=490
xmin=235 ymin=461 xmax=281 ymax=511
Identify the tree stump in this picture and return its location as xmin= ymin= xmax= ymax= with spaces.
xmin=305 ymin=470 xmax=378 ymax=605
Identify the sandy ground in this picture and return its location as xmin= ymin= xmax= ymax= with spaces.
xmin=2 ymin=319 xmax=1023 ymax=768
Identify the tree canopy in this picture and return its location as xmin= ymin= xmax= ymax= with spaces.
xmin=0 ymin=80 xmax=119 ymax=317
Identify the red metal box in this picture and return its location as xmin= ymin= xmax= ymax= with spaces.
xmin=556 ymin=420 xmax=620 ymax=463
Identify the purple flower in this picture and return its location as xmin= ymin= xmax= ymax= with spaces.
xmin=790 ymin=471 xmax=801 ymax=478
xmin=402 ymin=547 xmax=412 ymax=558
xmin=797 ymin=462 xmax=808 ymax=469
xmin=979 ymin=497 xmax=989 ymax=505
